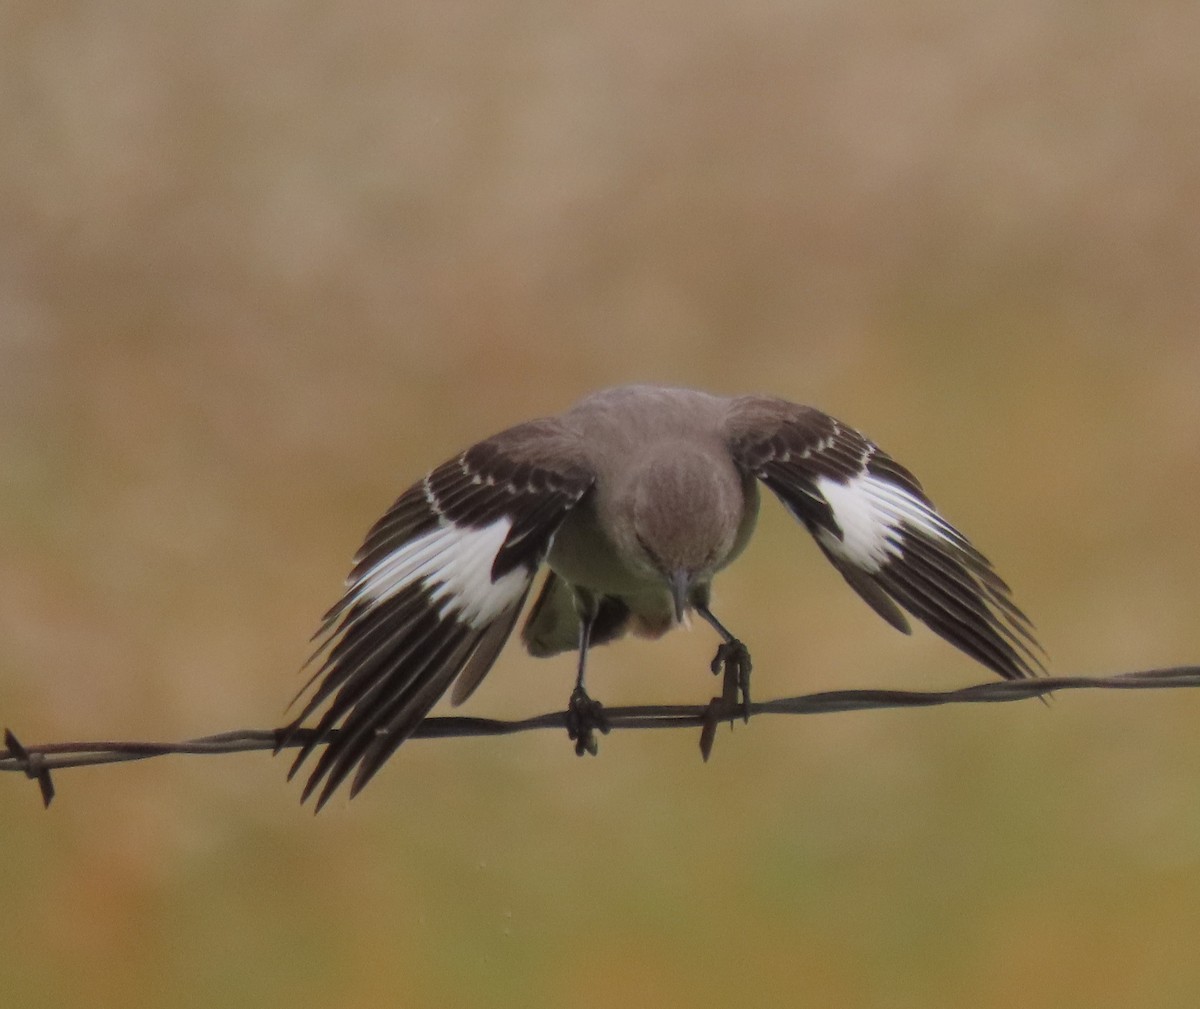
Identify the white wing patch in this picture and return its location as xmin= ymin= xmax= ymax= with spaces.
xmin=815 ymin=473 xmax=945 ymax=572
xmin=353 ymin=517 xmax=529 ymax=627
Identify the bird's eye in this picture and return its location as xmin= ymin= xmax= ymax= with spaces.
xmin=635 ymin=533 xmax=659 ymax=566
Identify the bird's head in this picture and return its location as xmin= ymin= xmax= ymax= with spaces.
xmin=622 ymin=448 xmax=746 ymax=620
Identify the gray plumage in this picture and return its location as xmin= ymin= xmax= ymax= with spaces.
xmin=282 ymin=385 xmax=1043 ymax=808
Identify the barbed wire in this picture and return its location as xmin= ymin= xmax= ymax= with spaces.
xmin=5 ymin=664 xmax=1200 ymax=808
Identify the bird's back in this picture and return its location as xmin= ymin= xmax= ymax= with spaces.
xmin=560 ymin=384 xmax=734 ymax=472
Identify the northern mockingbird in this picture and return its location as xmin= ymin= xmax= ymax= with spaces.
xmin=284 ymin=385 xmax=1041 ymax=807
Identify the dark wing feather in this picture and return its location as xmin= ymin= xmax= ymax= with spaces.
xmin=726 ymin=396 xmax=1043 ymax=680
xmin=282 ymin=419 xmax=593 ymax=808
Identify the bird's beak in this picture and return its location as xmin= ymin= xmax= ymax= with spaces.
xmin=669 ymin=570 xmax=691 ymax=624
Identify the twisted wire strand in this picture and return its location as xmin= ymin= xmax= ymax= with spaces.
xmin=5 ymin=665 xmax=1200 ymax=807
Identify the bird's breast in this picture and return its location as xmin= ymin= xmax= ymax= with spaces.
xmin=546 ymin=500 xmax=660 ymax=597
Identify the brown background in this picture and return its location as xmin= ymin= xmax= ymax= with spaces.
xmin=4 ymin=1 xmax=1200 ymax=1006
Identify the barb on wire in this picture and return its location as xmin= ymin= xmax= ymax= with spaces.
xmin=4 ymin=665 xmax=1200 ymax=808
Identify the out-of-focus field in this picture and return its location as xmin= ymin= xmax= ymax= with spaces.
xmin=3 ymin=2 xmax=1200 ymax=1006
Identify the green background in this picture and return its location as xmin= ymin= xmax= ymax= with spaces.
xmin=4 ymin=2 xmax=1200 ymax=1006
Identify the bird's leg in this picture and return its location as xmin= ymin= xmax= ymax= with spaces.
xmin=694 ymin=603 xmax=753 ymax=760
xmin=565 ymin=594 xmax=609 ymax=756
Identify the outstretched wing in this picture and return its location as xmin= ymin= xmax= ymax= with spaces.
xmin=282 ymin=420 xmax=593 ymax=809
xmin=726 ymin=397 xmax=1043 ymax=681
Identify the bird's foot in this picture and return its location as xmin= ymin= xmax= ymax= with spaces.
xmin=566 ymin=685 xmax=609 ymax=757
xmin=710 ymin=638 xmax=752 ymax=722
xmin=700 ymin=639 xmax=753 ymax=761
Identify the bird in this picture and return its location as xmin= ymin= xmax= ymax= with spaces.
xmin=281 ymin=384 xmax=1042 ymax=808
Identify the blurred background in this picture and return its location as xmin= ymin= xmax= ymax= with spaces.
xmin=3 ymin=0 xmax=1200 ymax=1006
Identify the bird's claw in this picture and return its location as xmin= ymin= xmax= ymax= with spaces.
xmin=700 ymin=638 xmax=753 ymax=761
xmin=710 ymin=639 xmax=752 ymax=722
xmin=566 ymin=686 xmax=609 ymax=757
